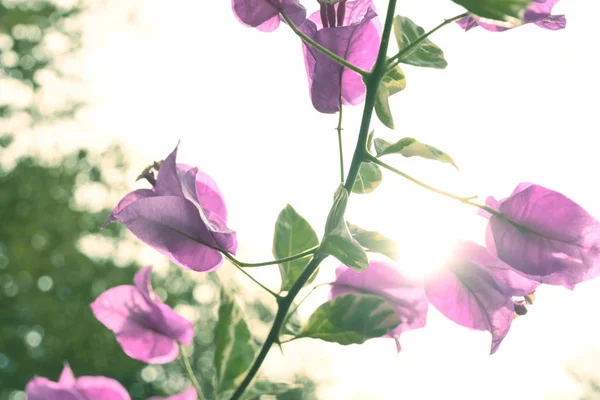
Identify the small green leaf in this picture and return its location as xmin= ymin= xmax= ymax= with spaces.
xmin=352 ymin=162 xmax=382 ymax=194
xmin=374 ymin=137 xmax=458 ymax=169
xmin=299 ymin=293 xmax=401 ymax=345
xmin=451 ymin=0 xmax=532 ymax=22
xmin=383 ymin=65 xmax=407 ymax=96
xmin=348 ymin=222 xmax=398 ymax=260
xmin=374 ymin=65 xmax=407 ymax=130
xmin=241 ymin=381 xmax=302 ymax=400
xmin=273 ymin=205 xmax=319 ymax=291
xmin=319 ymin=187 xmax=369 ymax=271
xmin=214 ymin=288 xmax=256 ymax=394
xmin=366 ymin=129 xmax=375 ymax=153
xmin=375 ymin=81 xmax=394 ymax=130
xmin=393 ymin=16 xmax=448 ymax=69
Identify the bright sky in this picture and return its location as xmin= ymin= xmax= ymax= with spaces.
xmin=19 ymin=0 xmax=600 ymax=398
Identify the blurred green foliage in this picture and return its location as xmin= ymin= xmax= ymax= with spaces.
xmin=0 ymin=145 xmax=318 ymax=400
xmin=0 ymin=0 xmax=84 ymax=135
xmin=0 ymin=1 xmax=318 ymax=399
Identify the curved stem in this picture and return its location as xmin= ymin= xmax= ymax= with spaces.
xmin=229 ymin=1 xmax=399 ymax=398
xmin=179 ymin=344 xmax=205 ymax=400
xmin=221 ymin=246 xmax=318 ymax=268
xmin=366 ymin=154 xmax=503 ymax=216
xmin=386 ymin=12 xmax=469 ymax=72
xmin=233 ymin=264 xmax=281 ymax=299
xmin=279 ymin=10 xmax=369 ymax=77
xmin=336 ymin=100 xmax=345 ymax=184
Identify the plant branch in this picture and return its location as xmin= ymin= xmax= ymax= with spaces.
xmin=229 ymin=1 xmax=399 ymax=398
xmin=366 ymin=154 xmax=505 ymax=216
xmin=179 ymin=344 xmax=205 ymax=400
xmin=279 ymin=10 xmax=369 ymax=77
xmin=233 ymin=264 xmax=281 ymax=299
xmin=386 ymin=12 xmax=469 ymax=71
xmin=221 ymin=246 xmax=318 ymax=268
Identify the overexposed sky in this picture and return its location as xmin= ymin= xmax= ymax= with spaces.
xmin=15 ymin=0 xmax=600 ymax=398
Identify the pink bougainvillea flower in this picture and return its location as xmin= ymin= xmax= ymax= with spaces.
xmin=26 ymin=363 xmax=130 ymax=400
xmin=481 ymin=183 xmax=600 ymax=289
xmin=457 ymin=0 xmax=566 ymax=32
xmin=232 ymin=0 xmax=306 ymax=32
xmin=330 ymin=260 xmax=428 ymax=351
xmin=301 ymin=0 xmax=380 ymax=113
xmin=425 ymin=242 xmax=539 ymax=354
xmin=91 ymin=266 xmax=194 ymax=364
xmin=148 ymin=387 xmax=197 ymax=400
xmin=105 ymin=143 xmax=237 ymax=272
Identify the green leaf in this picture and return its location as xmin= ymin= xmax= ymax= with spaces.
xmin=451 ymin=0 xmax=532 ymax=22
xmin=374 ymin=137 xmax=458 ymax=169
xmin=348 ymin=222 xmax=398 ymax=260
xmin=299 ymin=293 xmax=401 ymax=345
xmin=273 ymin=205 xmax=319 ymax=291
xmin=319 ymin=187 xmax=369 ymax=271
xmin=352 ymin=162 xmax=382 ymax=194
xmin=366 ymin=129 xmax=375 ymax=153
xmin=393 ymin=16 xmax=448 ymax=69
xmin=374 ymin=65 xmax=407 ymax=130
xmin=214 ymin=288 xmax=256 ymax=394
xmin=383 ymin=65 xmax=407 ymax=96
xmin=241 ymin=381 xmax=302 ymax=400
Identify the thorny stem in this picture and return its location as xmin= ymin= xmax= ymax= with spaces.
xmin=279 ymin=10 xmax=369 ymax=77
xmin=386 ymin=12 xmax=469 ymax=72
xmin=229 ymin=0 xmax=399 ymax=398
xmin=179 ymin=344 xmax=205 ymax=400
xmin=221 ymin=246 xmax=318 ymax=268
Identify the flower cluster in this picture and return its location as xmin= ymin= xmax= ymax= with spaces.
xmin=234 ymin=0 xmax=380 ymax=114
xmin=331 ymin=183 xmax=600 ymax=353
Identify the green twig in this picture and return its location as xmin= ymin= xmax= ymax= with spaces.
xmin=221 ymin=246 xmax=318 ymax=268
xmin=365 ymin=154 xmax=503 ymax=215
xmin=179 ymin=344 xmax=205 ymax=400
xmin=233 ymin=264 xmax=281 ymax=299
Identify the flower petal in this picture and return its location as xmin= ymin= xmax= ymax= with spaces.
xmin=90 ymin=286 xmax=184 ymax=363
xmin=74 ymin=376 xmax=131 ymax=400
xmin=232 ymin=0 xmax=306 ymax=31
xmin=490 ymin=184 xmax=600 ymax=288
xmin=456 ymin=0 xmax=565 ymax=32
xmin=58 ymin=363 xmax=76 ymax=386
xmin=302 ymin=0 xmax=379 ymax=113
xmin=108 ymin=196 xmax=225 ymax=271
xmin=26 ymin=378 xmax=82 ymax=400
xmin=425 ymin=243 xmax=528 ymax=354
xmin=154 ymin=144 xmax=185 ymax=197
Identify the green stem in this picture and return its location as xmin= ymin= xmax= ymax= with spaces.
xmin=233 ymin=264 xmax=281 ymax=299
xmin=386 ymin=12 xmax=469 ymax=71
xmin=336 ymin=100 xmax=345 ymax=184
xmin=366 ymin=154 xmax=503 ymax=215
xmin=221 ymin=246 xmax=318 ymax=268
xmin=229 ymin=1 xmax=399 ymax=398
xmin=279 ymin=11 xmax=369 ymax=77
xmin=179 ymin=344 xmax=205 ymax=400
